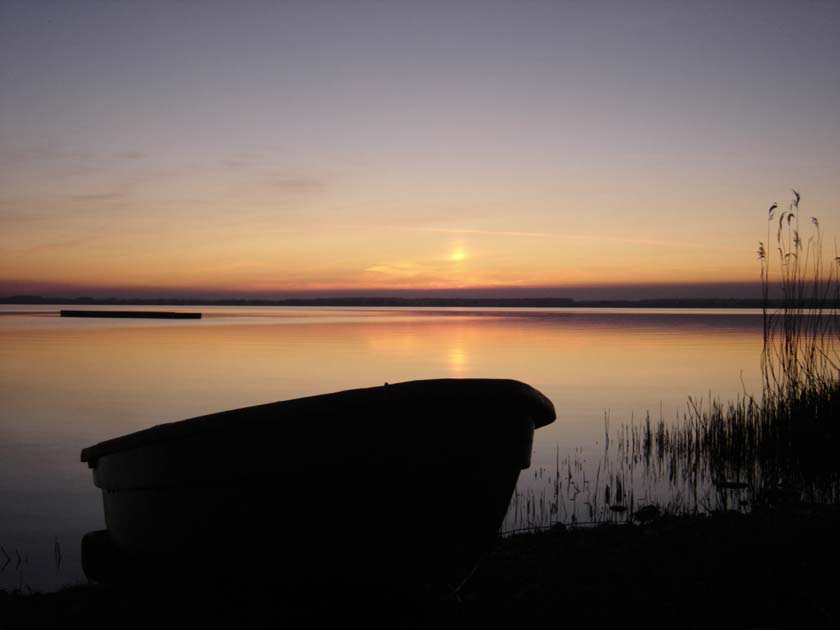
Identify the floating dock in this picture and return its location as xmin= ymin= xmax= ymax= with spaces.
xmin=60 ymin=310 xmax=202 ymax=320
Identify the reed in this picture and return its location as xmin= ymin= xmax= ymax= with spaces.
xmin=627 ymin=192 xmax=840 ymax=506
xmin=759 ymin=191 xmax=840 ymax=423
xmin=503 ymin=192 xmax=840 ymax=533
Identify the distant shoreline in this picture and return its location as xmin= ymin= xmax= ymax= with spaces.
xmin=3 ymin=295 xmax=838 ymax=309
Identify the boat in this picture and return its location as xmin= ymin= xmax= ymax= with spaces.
xmin=61 ymin=310 xmax=201 ymax=319
xmin=80 ymin=378 xmax=555 ymax=590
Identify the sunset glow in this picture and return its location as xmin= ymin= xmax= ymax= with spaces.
xmin=1 ymin=1 xmax=838 ymax=299
xmin=5 ymin=0 xmax=840 ymax=610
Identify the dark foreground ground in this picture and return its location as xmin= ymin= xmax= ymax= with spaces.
xmin=3 ymin=505 xmax=839 ymax=627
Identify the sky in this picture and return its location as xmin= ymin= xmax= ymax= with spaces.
xmin=1 ymin=0 xmax=839 ymax=299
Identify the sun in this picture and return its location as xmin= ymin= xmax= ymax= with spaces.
xmin=449 ymin=246 xmax=467 ymax=262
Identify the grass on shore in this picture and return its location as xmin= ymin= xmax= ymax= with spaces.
xmin=646 ymin=192 xmax=840 ymax=505
xmin=503 ymin=192 xmax=840 ymax=532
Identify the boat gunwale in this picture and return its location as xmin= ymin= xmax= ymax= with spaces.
xmin=80 ymin=378 xmax=556 ymax=465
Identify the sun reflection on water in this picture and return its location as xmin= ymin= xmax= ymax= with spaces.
xmin=447 ymin=341 xmax=468 ymax=374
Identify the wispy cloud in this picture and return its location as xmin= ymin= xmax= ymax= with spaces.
xmin=327 ymin=223 xmax=702 ymax=249
xmin=270 ymin=176 xmax=326 ymax=193
xmin=383 ymin=225 xmax=702 ymax=249
xmin=114 ymin=151 xmax=145 ymax=160
xmin=16 ymin=238 xmax=92 ymax=254
xmin=68 ymin=192 xmax=126 ymax=202
xmin=390 ymin=226 xmax=556 ymax=239
xmin=0 ymin=145 xmax=91 ymax=166
xmin=0 ymin=209 xmax=48 ymax=224
xmin=364 ymin=261 xmax=428 ymax=278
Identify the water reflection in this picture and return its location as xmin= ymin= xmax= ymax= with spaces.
xmin=0 ymin=306 xmax=765 ymax=591
xmin=447 ymin=340 xmax=468 ymax=374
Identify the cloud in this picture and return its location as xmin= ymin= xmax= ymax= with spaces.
xmin=380 ymin=225 xmax=703 ymax=249
xmin=18 ymin=238 xmax=91 ymax=254
xmin=364 ymin=261 xmax=428 ymax=278
xmin=271 ymin=176 xmax=325 ymax=193
xmin=0 ymin=209 xmax=48 ymax=223
xmin=114 ymin=151 xmax=145 ymax=160
xmin=0 ymin=145 xmax=91 ymax=166
xmin=361 ymin=249 xmax=485 ymax=288
xmin=221 ymin=152 xmax=265 ymax=168
xmin=388 ymin=226 xmax=555 ymax=238
xmin=68 ymin=192 xmax=126 ymax=202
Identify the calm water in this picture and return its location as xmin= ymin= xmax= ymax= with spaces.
xmin=0 ymin=305 xmax=764 ymax=591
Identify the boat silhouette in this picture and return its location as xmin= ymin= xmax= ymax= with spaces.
xmin=80 ymin=378 xmax=555 ymax=590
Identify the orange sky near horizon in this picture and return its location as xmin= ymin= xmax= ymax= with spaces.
xmin=0 ymin=210 xmax=773 ymax=294
xmin=3 ymin=177 xmax=836 ymax=297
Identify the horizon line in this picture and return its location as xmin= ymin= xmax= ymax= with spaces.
xmin=0 ymin=279 xmax=780 ymax=302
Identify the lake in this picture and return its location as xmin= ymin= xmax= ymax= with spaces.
xmin=0 ymin=305 xmax=765 ymax=591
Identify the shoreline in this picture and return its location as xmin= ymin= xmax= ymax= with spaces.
xmin=4 ymin=504 xmax=839 ymax=626
xmin=4 ymin=295 xmax=839 ymax=309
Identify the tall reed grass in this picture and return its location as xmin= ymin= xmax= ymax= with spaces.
xmin=503 ymin=192 xmax=840 ymax=533
xmin=638 ymin=192 xmax=840 ymax=502
xmin=758 ymin=192 xmax=840 ymax=431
